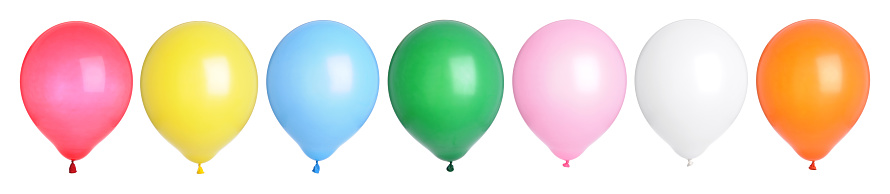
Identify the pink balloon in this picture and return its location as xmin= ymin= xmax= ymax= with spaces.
xmin=21 ymin=21 xmax=132 ymax=172
xmin=513 ymin=20 xmax=626 ymax=166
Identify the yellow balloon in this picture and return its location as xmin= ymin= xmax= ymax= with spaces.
xmin=141 ymin=21 xmax=257 ymax=174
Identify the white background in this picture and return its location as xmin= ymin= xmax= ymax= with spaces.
xmin=1 ymin=0 xmax=886 ymax=193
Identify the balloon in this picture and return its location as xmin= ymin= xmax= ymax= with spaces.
xmin=267 ymin=20 xmax=379 ymax=174
xmin=757 ymin=19 xmax=868 ymax=170
xmin=21 ymin=21 xmax=132 ymax=173
xmin=513 ymin=19 xmax=625 ymax=167
xmin=636 ymin=19 xmax=747 ymax=166
xmin=389 ymin=20 xmax=503 ymax=172
xmin=142 ymin=21 xmax=258 ymax=174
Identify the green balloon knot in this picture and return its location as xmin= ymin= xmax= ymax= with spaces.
xmin=446 ymin=162 xmax=454 ymax=172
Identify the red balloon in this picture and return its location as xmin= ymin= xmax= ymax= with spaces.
xmin=21 ymin=21 xmax=132 ymax=172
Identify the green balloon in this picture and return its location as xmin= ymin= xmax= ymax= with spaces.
xmin=389 ymin=20 xmax=504 ymax=170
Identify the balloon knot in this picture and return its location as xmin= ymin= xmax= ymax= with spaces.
xmin=197 ymin=163 xmax=204 ymax=174
xmin=809 ymin=161 xmax=816 ymax=170
xmin=563 ymin=160 xmax=570 ymax=168
xmin=69 ymin=160 xmax=77 ymax=174
xmin=446 ymin=161 xmax=454 ymax=172
xmin=687 ymin=159 xmax=693 ymax=167
xmin=312 ymin=161 xmax=320 ymax=174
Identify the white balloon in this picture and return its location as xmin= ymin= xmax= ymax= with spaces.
xmin=635 ymin=19 xmax=747 ymax=163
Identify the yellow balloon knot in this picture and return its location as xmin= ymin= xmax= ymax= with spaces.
xmin=197 ymin=163 xmax=204 ymax=174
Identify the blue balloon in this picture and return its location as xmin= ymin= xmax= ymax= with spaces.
xmin=267 ymin=20 xmax=379 ymax=173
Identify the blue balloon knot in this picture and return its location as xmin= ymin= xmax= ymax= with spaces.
xmin=312 ymin=161 xmax=320 ymax=174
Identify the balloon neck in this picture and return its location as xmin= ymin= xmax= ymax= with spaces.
xmin=197 ymin=163 xmax=204 ymax=174
xmin=446 ymin=161 xmax=454 ymax=172
xmin=312 ymin=161 xmax=320 ymax=174
xmin=563 ymin=160 xmax=570 ymax=168
xmin=809 ymin=161 xmax=817 ymax=170
xmin=69 ymin=160 xmax=77 ymax=174
xmin=687 ymin=159 xmax=693 ymax=167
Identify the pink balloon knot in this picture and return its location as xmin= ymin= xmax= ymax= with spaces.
xmin=563 ymin=160 xmax=570 ymax=168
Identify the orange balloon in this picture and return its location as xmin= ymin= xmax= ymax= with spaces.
xmin=757 ymin=19 xmax=869 ymax=169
